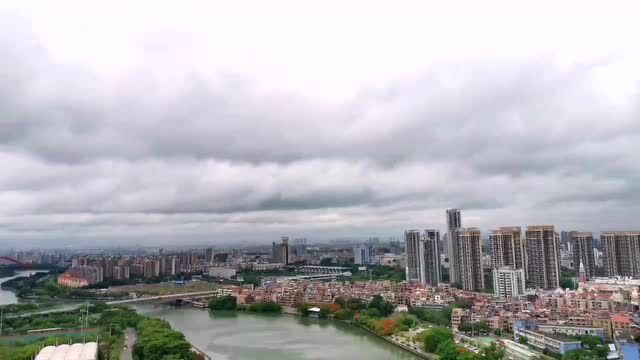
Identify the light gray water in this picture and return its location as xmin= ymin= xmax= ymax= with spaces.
xmin=0 ymin=270 xmax=48 ymax=305
xmin=134 ymin=304 xmax=420 ymax=360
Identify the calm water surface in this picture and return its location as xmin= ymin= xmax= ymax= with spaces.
xmin=0 ymin=270 xmax=48 ymax=305
xmin=134 ymin=304 xmax=420 ymax=360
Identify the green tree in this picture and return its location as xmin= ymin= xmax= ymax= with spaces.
xmin=436 ymin=339 xmax=461 ymax=360
xmin=424 ymin=326 xmax=454 ymax=353
xmin=208 ymin=295 xmax=237 ymax=310
xmin=562 ymin=349 xmax=596 ymax=360
xmin=299 ymin=304 xmax=310 ymax=317
xmin=334 ymin=309 xmax=355 ymax=320
xmin=320 ymin=258 xmax=335 ymax=266
xmin=519 ymin=336 xmax=528 ymax=345
xmin=453 ymin=297 xmax=473 ymax=309
xmin=560 ymin=277 xmax=577 ymax=290
xmin=365 ymin=308 xmax=381 ymax=318
xmin=579 ymin=335 xmax=603 ymax=350
xmin=319 ymin=305 xmax=331 ymax=318
xmin=368 ymin=295 xmax=394 ymax=317
xmin=410 ymin=306 xmax=451 ymax=326
xmin=481 ymin=342 xmax=505 ymax=360
xmin=345 ymin=298 xmax=366 ymax=311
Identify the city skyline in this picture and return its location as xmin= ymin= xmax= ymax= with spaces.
xmin=1 ymin=2 xmax=640 ymax=247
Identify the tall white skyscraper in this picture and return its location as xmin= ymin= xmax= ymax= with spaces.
xmin=354 ymin=243 xmax=370 ymax=265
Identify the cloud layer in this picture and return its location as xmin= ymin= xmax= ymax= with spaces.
xmin=1 ymin=2 xmax=639 ymax=247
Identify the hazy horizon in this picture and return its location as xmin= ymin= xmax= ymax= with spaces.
xmin=1 ymin=1 xmax=639 ymax=248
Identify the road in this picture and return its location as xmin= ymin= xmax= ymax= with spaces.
xmin=106 ymin=290 xmax=219 ymax=305
xmin=120 ymin=328 xmax=136 ymax=360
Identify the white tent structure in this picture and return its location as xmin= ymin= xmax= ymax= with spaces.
xmin=34 ymin=342 xmax=98 ymax=360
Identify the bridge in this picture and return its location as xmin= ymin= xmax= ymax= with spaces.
xmin=106 ymin=290 xmax=220 ymax=305
xmin=0 ymin=257 xmax=28 ymax=268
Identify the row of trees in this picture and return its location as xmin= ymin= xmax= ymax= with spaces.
xmin=207 ymin=295 xmax=283 ymax=313
xmin=208 ymin=295 xmax=238 ymax=310
xmin=298 ymin=294 xmax=410 ymax=336
xmin=298 ymin=295 xmax=395 ymax=321
xmin=409 ymin=306 xmax=452 ymax=326
xmin=244 ymin=302 xmax=283 ymax=313
xmin=133 ymin=318 xmax=197 ymax=360
xmin=419 ymin=326 xmax=505 ymax=360
xmin=457 ymin=321 xmax=492 ymax=335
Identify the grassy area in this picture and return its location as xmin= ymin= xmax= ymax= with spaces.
xmin=0 ymin=303 xmax=58 ymax=316
xmin=0 ymin=304 xmax=108 ymax=336
xmin=0 ymin=334 xmax=100 ymax=360
xmin=0 ymin=303 xmax=197 ymax=360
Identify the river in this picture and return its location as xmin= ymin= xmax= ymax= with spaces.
xmin=1 ymin=273 xmax=421 ymax=359
xmin=0 ymin=270 xmax=48 ymax=305
xmin=134 ymin=304 xmax=420 ymax=360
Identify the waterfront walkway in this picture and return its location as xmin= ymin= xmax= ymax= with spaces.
xmin=120 ymin=328 xmax=136 ymax=360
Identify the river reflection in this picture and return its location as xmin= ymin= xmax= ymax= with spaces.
xmin=134 ymin=304 xmax=420 ymax=360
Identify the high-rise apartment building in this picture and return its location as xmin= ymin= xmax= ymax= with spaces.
xmin=493 ymin=266 xmax=526 ymax=297
xmin=280 ymin=237 xmax=290 ymax=265
xmin=272 ymin=241 xmax=281 ymax=263
xmin=65 ymin=265 xmax=104 ymax=285
xmin=206 ymin=248 xmax=214 ymax=263
xmin=447 ymin=209 xmax=462 ymax=229
xmin=525 ymin=225 xmax=561 ymax=289
xmin=560 ymin=231 xmax=570 ymax=251
xmin=389 ymin=239 xmax=401 ymax=255
xmin=458 ymin=228 xmax=483 ymax=291
xmin=405 ymin=230 xmax=422 ymax=283
xmin=446 ymin=209 xmax=462 ymax=285
xmin=601 ymin=231 xmax=640 ymax=278
xmin=113 ymin=265 xmax=130 ymax=280
xmin=490 ymin=227 xmax=525 ymax=270
xmin=424 ymin=229 xmax=442 ymax=286
xmin=405 ymin=229 xmax=441 ymax=286
xmin=571 ymin=232 xmax=596 ymax=279
xmin=354 ymin=243 xmax=371 ymax=265
xmin=294 ymin=238 xmax=307 ymax=257
xmin=143 ymin=259 xmax=160 ymax=279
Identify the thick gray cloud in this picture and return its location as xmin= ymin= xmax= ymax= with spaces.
xmin=0 ymin=2 xmax=639 ymax=247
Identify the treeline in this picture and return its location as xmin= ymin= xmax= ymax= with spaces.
xmin=0 ymin=266 xmax=16 ymax=278
xmin=133 ymin=318 xmax=197 ymax=360
xmin=297 ymin=295 xmax=406 ymax=336
xmin=208 ymin=295 xmax=283 ymax=313
xmin=416 ymin=326 xmax=505 ymax=360
xmin=0 ymin=303 xmax=198 ymax=360
xmin=349 ymin=266 xmax=406 ymax=282
xmin=409 ymin=306 xmax=452 ymax=327
xmin=0 ymin=272 xmax=49 ymax=293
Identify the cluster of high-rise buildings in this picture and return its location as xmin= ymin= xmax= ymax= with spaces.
xmin=405 ymin=209 xmax=640 ymax=296
xmin=58 ymin=250 xmax=215 ymax=287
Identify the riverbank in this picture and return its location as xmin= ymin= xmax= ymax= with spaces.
xmin=134 ymin=304 xmax=422 ymax=359
xmin=351 ymin=322 xmax=436 ymax=359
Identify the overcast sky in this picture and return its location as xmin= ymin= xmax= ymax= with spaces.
xmin=1 ymin=1 xmax=639 ymax=248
